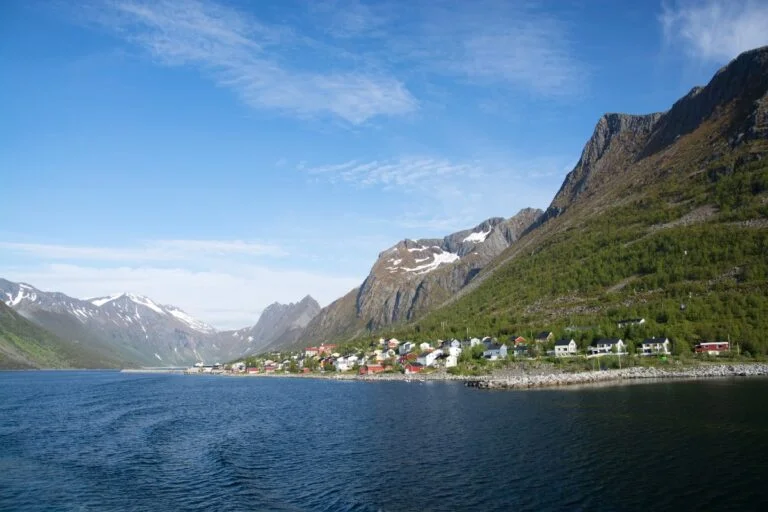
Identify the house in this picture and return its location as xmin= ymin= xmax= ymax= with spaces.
xmin=589 ymin=338 xmax=626 ymax=355
xmin=508 ymin=335 xmax=527 ymax=346
xmin=335 ymin=357 xmax=350 ymax=372
xmin=695 ymin=341 xmax=730 ymax=355
xmin=469 ymin=337 xmax=482 ymax=347
xmin=302 ymin=367 xmax=311 ymax=374
xmin=246 ymin=367 xmax=260 ymax=374
xmin=264 ymin=365 xmax=278 ymax=373
xmin=445 ymin=354 xmax=458 ymax=367
xmin=534 ymin=331 xmax=554 ymax=343
xmin=513 ymin=345 xmax=530 ymax=358
xmin=640 ymin=337 xmax=671 ymax=355
xmin=398 ymin=353 xmax=418 ymax=364
xmin=231 ymin=361 xmax=246 ymax=372
xmin=305 ymin=346 xmax=319 ymax=357
xmin=404 ymin=363 xmax=424 ymax=374
xmin=419 ymin=342 xmax=432 ymax=352
xmin=554 ymin=339 xmax=578 ymax=357
xmin=483 ymin=343 xmax=508 ymax=360
xmin=359 ymin=364 xmax=386 ymax=375
xmin=318 ymin=344 xmax=337 ymax=355
xmin=417 ymin=349 xmax=443 ymax=367
xmin=617 ymin=318 xmax=646 ymax=328
xmin=398 ymin=342 xmax=415 ymax=355
xmin=387 ymin=338 xmax=401 ymax=349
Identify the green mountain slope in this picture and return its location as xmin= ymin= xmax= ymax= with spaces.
xmin=0 ymin=302 xmax=123 ymax=369
xmin=381 ymin=47 xmax=768 ymax=355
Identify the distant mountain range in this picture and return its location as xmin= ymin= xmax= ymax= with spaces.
xmin=0 ymin=278 xmax=321 ymax=368
xmin=5 ymin=45 xmax=768 ymax=366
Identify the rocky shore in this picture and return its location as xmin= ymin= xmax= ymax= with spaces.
xmin=466 ymin=363 xmax=768 ymax=390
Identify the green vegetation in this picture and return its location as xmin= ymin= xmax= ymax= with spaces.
xmin=0 ymin=303 xmax=121 ymax=369
xmin=371 ymin=137 xmax=768 ymax=355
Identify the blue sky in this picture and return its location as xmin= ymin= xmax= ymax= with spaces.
xmin=1 ymin=0 xmax=767 ymax=328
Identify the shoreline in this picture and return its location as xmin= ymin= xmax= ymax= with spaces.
xmin=466 ymin=363 xmax=768 ymax=390
xmin=123 ymin=362 xmax=768 ymax=390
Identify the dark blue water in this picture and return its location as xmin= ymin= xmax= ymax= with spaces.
xmin=1 ymin=372 xmax=767 ymax=511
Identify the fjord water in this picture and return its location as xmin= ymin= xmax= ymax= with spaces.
xmin=1 ymin=373 xmax=766 ymax=511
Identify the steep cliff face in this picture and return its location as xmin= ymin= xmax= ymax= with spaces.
xmin=389 ymin=46 xmax=768 ymax=351
xmin=541 ymin=112 xmax=662 ymax=221
xmin=644 ymin=45 xmax=768 ymax=156
xmin=224 ymin=296 xmax=320 ymax=356
xmin=299 ymin=209 xmax=541 ymax=344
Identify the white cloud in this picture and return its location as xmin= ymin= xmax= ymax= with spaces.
xmin=83 ymin=0 xmax=416 ymax=123
xmin=661 ymin=0 xmax=768 ymax=62
xmin=303 ymin=154 xmax=567 ymax=234
xmin=305 ymin=157 xmax=483 ymax=190
xmin=0 ymin=239 xmax=284 ymax=261
xmin=386 ymin=1 xmax=586 ymax=97
xmin=5 ymin=263 xmax=359 ymax=330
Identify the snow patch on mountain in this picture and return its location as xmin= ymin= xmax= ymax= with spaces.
xmin=404 ymin=250 xmax=460 ymax=275
xmin=126 ymin=294 xmax=166 ymax=315
xmin=463 ymin=228 xmax=491 ymax=243
xmin=90 ymin=294 xmax=124 ymax=307
xmin=166 ymin=306 xmax=216 ymax=333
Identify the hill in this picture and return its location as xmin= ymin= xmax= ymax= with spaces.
xmin=298 ymin=209 xmax=541 ymax=347
xmin=0 ymin=302 xmax=123 ymax=369
xmin=375 ymin=46 xmax=768 ymax=355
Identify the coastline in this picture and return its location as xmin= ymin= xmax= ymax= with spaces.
xmin=466 ymin=363 xmax=768 ymax=390
xmin=124 ymin=362 xmax=768 ymax=390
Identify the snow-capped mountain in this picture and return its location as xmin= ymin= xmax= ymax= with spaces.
xmin=301 ymin=208 xmax=542 ymax=345
xmin=0 ymin=279 xmax=220 ymax=366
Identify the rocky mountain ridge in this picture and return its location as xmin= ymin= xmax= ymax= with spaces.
xmin=299 ymin=208 xmax=542 ymax=345
xmin=223 ymin=295 xmax=320 ymax=355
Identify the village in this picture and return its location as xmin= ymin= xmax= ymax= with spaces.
xmin=185 ymin=318 xmax=735 ymax=377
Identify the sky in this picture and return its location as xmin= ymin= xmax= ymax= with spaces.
xmin=1 ymin=0 xmax=767 ymax=329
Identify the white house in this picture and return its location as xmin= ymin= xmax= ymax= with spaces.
xmin=640 ymin=337 xmax=671 ymax=355
xmin=231 ymin=361 xmax=246 ymax=372
xmin=470 ymin=337 xmax=482 ymax=347
xmin=419 ymin=342 xmax=432 ymax=352
xmin=483 ymin=344 xmax=508 ymax=360
xmin=398 ymin=342 xmax=415 ymax=355
xmin=554 ymin=339 xmax=578 ymax=357
xmin=335 ymin=357 xmax=349 ymax=372
xmin=589 ymin=338 xmax=626 ymax=355
xmin=417 ymin=349 xmax=443 ymax=367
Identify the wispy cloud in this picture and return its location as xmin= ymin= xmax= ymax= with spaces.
xmin=0 ymin=239 xmax=285 ymax=261
xmin=305 ymin=157 xmax=482 ymax=189
xmin=430 ymin=3 xmax=584 ymax=96
xmin=82 ymin=0 xmax=416 ymax=124
xmin=661 ymin=0 xmax=768 ymax=62
xmin=303 ymin=154 xmax=568 ymax=233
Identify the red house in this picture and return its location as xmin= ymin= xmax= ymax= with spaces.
xmin=246 ymin=367 xmax=259 ymax=374
xmin=404 ymin=363 xmax=424 ymax=374
xmin=359 ymin=364 xmax=386 ymax=375
xmin=695 ymin=341 xmax=730 ymax=355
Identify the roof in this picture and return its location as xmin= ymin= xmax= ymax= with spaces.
xmin=554 ymin=339 xmax=575 ymax=346
xmin=485 ymin=343 xmax=502 ymax=351
xmin=591 ymin=338 xmax=622 ymax=346
xmin=535 ymin=331 xmax=552 ymax=339
xmin=642 ymin=337 xmax=669 ymax=345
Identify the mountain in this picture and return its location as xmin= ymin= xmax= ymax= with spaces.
xmin=223 ymin=296 xmax=320 ymax=355
xmin=299 ymin=209 xmax=542 ymax=345
xmin=386 ymin=46 xmax=768 ymax=354
xmin=0 ymin=301 xmax=122 ymax=369
xmin=0 ymin=279 xmax=221 ymax=366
